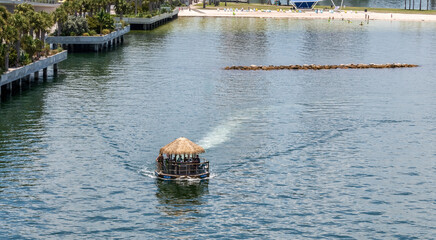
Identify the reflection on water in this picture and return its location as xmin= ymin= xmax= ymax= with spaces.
xmin=155 ymin=180 xmax=209 ymax=216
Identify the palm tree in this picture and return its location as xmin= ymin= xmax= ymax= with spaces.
xmin=39 ymin=11 xmax=53 ymax=45
xmin=96 ymin=9 xmax=106 ymax=35
xmin=53 ymin=7 xmax=68 ymax=36
xmin=14 ymin=3 xmax=34 ymax=36
xmin=33 ymin=12 xmax=43 ymax=40
xmin=0 ymin=6 xmax=9 ymax=72
xmin=2 ymin=12 xmax=19 ymax=71
xmin=115 ymin=0 xmax=130 ymax=20
xmin=0 ymin=6 xmax=7 ymax=40
xmin=11 ymin=12 xmax=30 ymax=67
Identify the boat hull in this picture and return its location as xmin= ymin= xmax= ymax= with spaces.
xmin=154 ymin=171 xmax=210 ymax=180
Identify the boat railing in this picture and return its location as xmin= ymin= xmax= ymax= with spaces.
xmin=157 ymin=160 xmax=209 ymax=176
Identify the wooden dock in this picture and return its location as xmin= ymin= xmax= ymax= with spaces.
xmin=45 ymin=26 xmax=130 ymax=52
xmin=0 ymin=50 xmax=67 ymax=98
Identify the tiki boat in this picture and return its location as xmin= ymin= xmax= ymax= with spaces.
xmin=155 ymin=137 xmax=209 ymax=180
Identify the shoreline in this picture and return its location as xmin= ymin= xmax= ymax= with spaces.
xmin=179 ymin=8 xmax=436 ymax=22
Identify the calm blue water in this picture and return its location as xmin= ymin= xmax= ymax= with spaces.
xmin=1 ymin=18 xmax=436 ymax=239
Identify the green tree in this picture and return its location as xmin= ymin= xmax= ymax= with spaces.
xmin=53 ymin=6 xmax=68 ymax=36
xmin=2 ymin=12 xmax=19 ymax=71
xmin=11 ymin=12 xmax=30 ymax=67
xmin=39 ymin=11 xmax=54 ymax=44
xmin=21 ymin=35 xmax=39 ymax=61
xmin=115 ymin=0 xmax=130 ymax=20
xmin=94 ymin=9 xmax=114 ymax=34
xmin=14 ymin=3 xmax=34 ymax=36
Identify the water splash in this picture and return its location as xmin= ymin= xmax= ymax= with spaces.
xmin=198 ymin=107 xmax=264 ymax=150
xmin=139 ymin=166 xmax=157 ymax=179
xmin=139 ymin=166 xmax=217 ymax=180
xmin=197 ymin=117 xmax=242 ymax=150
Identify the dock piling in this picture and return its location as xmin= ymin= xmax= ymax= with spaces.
xmin=19 ymin=79 xmax=22 ymax=93
xmin=7 ymin=83 xmax=12 ymax=97
xmin=26 ymin=75 xmax=31 ymax=89
xmin=34 ymin=71 xmax=39 ymax=82
xmin=43 ymin=68 xmax=48 ymax=80
xmin=53 ymin=64 xmax=58 ymax=76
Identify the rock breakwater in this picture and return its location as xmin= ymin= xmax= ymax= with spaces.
xmin=224 ymin=63 xmax=418 ymax=71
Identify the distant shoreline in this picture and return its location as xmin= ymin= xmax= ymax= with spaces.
xmin=179 ymin=8 xmax=436 ymax=22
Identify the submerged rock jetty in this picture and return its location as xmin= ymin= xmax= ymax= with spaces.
xmin=225 ymin=63 xmax=418 ymax=71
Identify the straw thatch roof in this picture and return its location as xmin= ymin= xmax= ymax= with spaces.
xmin=159 ymin=137 xmax=205 ymax=155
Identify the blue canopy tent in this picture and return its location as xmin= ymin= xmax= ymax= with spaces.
xmin=289 ymin=0 xmax=336 ymax=10
xmin=290 ymin=0 xmax=320 ymax=9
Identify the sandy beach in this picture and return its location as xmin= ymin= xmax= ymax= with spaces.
xmin=179 ymin=7 xmax=436 ymax=22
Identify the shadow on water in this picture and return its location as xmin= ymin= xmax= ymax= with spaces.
xmin=155 ymin=179 xmax=209 ymax=216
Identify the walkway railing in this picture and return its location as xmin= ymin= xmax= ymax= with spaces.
xmin=157 ymin=161 xmax=209 ymax=176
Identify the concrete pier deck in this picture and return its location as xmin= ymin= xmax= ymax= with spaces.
xmin=0 ymin=50 xmax=67 ymax=98
xmin=115 ymin=9 xmax=179 ymax=30
xmin=45 ymin=26 xmax=130 ymax=52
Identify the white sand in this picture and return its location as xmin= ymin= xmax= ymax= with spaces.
xmin=178 ymin=8 xmax=436 ymax=22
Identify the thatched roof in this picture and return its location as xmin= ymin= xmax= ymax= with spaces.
xmin=159 ymin=137 xmax=205 ymax=155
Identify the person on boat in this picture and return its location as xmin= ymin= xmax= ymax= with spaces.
xmin=193 ymin=155 xmax=200 ymax=163
xmin=164 ymin=156 xmax=169 ymax=173
xmin=156 ymin=153 xmax=163 ymax=162
xmin=156 ymin=154 xmax=164 ymax=171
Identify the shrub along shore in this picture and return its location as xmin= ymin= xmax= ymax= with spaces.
xmin=0 ymin=4 xmax=62 ymax=75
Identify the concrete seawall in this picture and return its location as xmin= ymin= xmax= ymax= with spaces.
xmin=0 ymin=50 xmax=67 ymax=98
xmin=45 ymin=26 xmax=130 ymax=52
xmin=115 ymin=9 xmax=179 ymax=30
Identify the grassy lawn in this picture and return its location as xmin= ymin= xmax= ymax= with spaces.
xmin=194 ymin=3 xmax=436 ymax=15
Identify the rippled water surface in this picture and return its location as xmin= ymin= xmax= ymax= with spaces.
xmin=1 ymin=18 xmax=436 ymax=239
